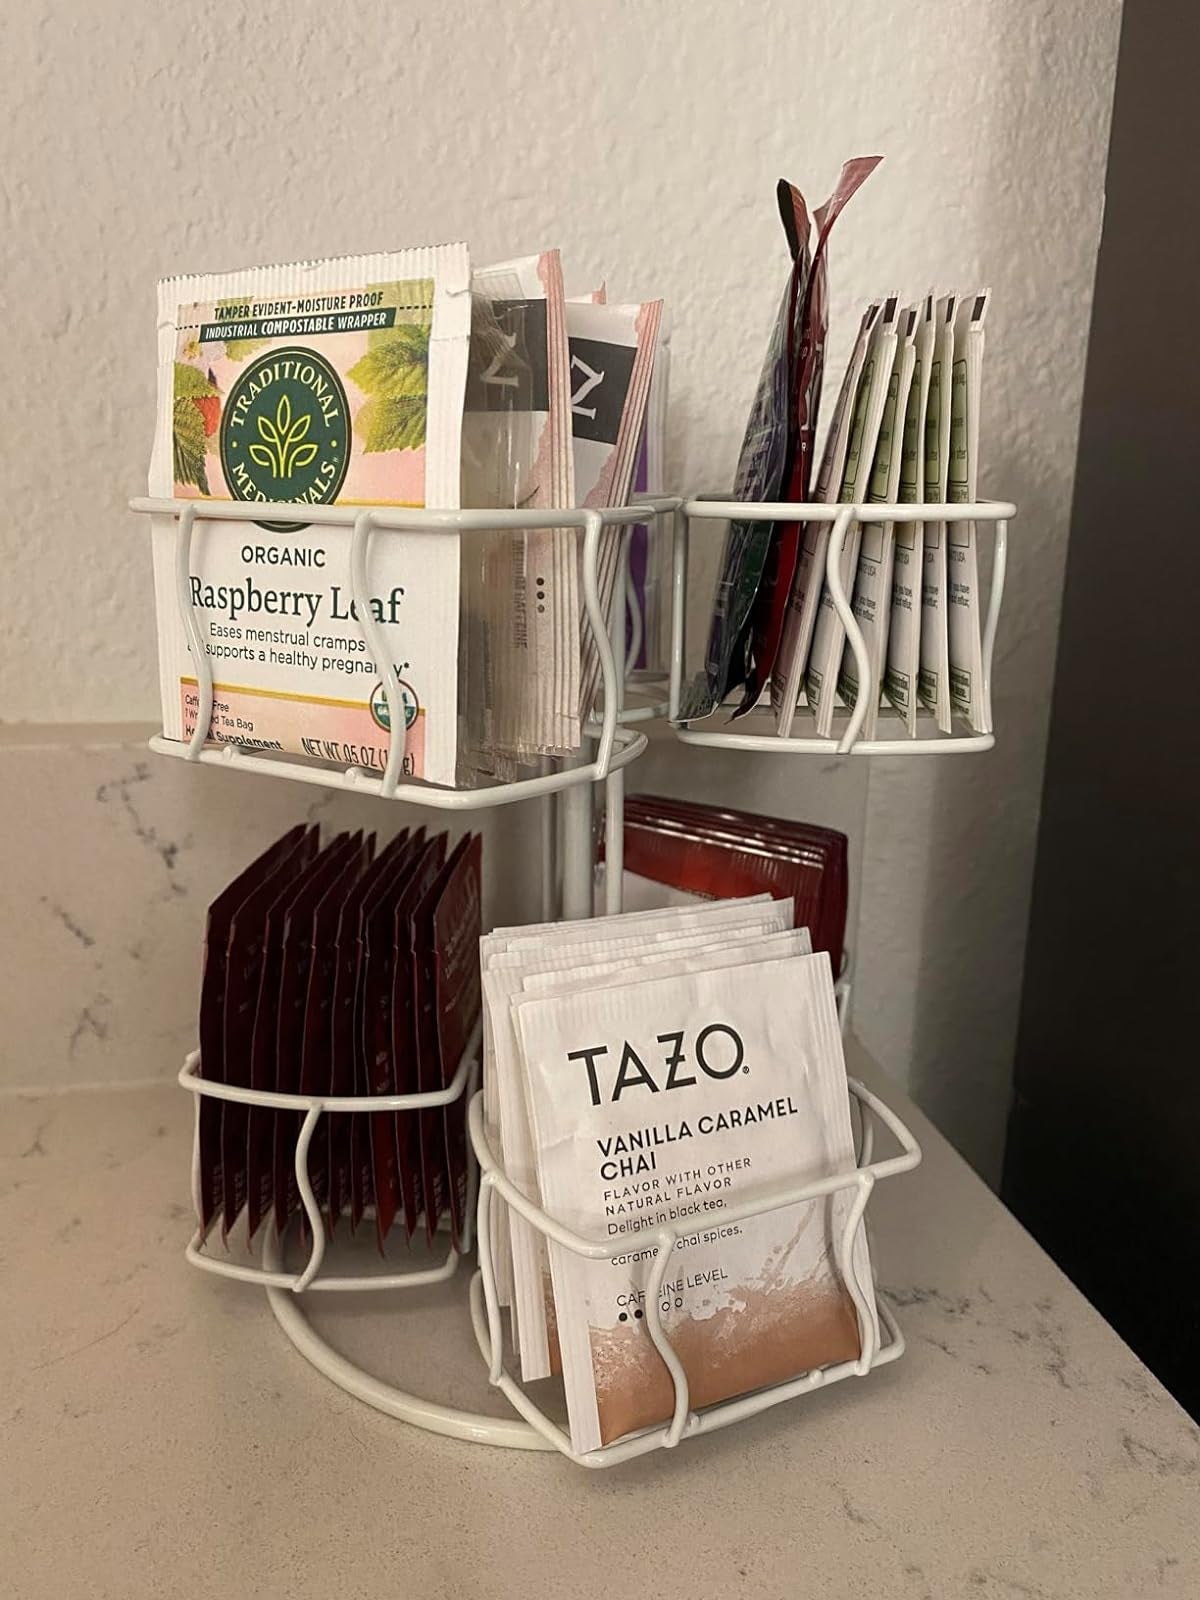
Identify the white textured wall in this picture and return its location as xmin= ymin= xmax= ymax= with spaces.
xmin=1 ymin=1 xmax=1119 ymax=1174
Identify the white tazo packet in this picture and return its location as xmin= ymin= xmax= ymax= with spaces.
xmin=947 ymin=291 xmax=991 ymax=732
xmin=514 ymin=950 xmax=872 ymax=1455
xmin=805 ymin=297 xmax=900 ymax=739
xmin=883 ymin=295 xmax=936 ymax=732
xmin=150 ymin=248 xmax=471 ymax=788
xmin=481 ymin=895 xmax=793 ymax=1379
xmin=771 ymin=302 xmax=879 ymax=737
xmin=837 ymin=307 xmax=917 ymax=738
xmin=918 ymin=294 xmax=958 ymax=732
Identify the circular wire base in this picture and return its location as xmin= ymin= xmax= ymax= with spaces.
xmin=259 ymin=1226 xmax=551 ymax=1450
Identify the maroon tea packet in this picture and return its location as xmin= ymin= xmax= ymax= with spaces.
xmin=327 ymin=830 xmax=410 ymax=1234
xmin=258 ymin=831 xmax=362 ymax=1241
xmin=295 ymin=835 xmax=374 ymax=1229
xmin=219 ymin=827 xmax=319 ymax=1239
xmin=357 ymin=829 xmax=426 ymax=1246
xmin=196 ymin=824 xmax=308 ymax=1235
xmin=389 ymin=833 xmax=448 ymax=1239
xmin=410 ymin=834 xmax=476 ymax=1247
xmin=430 ymin=833 xmax=482 ymax=1250
xmin=736 ymin=157 xmax=880 ymax=715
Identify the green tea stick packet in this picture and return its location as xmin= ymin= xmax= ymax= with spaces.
xmin=838 ymin=306 xmax=917 ymax=738
xmin=946 ymin=291 xmax=992 ymax=733
xmin=883 ymin=295 xmax=936 ymax=732
xmin=918 ymin=293 xmax=959 ymax=732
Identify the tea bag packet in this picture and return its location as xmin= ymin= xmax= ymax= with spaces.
xmin=196 ymin=825 xmax=309 ymax=1236
xmin=681 ymin=186 xmax=811 ymax=721
xmin=918 ymin=294 xmax=959 ymax=731
xmin=883 ymin=296 xmax=936 ymax=731
xmin=483 ymin=896 xmax=792 ymax=1378
xmin=805 ymin=297 xmax=901 ymax=738
xmin=466 ymin=253 xmax=576 ymax=767
xmin=567 ymin=297 xmax=665 ymax=724
xmin=627 ymin=314 xmax=671 ymax=676
xmin=837 ymin=308 xmax=918 ymax=738
xmin=514 ymin=950 xmax=872 ymax=1454
xmin=738 ymin=158 xmax=881 ymax=716
xmin=771 ymin=303 xmax=880 ymax=737
xmin=150 ymin=247 xmax=470 ymax=788
xmin=430 ymin=834 xmax=483 ymax=1251
xmin=391 ymin=835 xmax=449 ymax=1237
xmin=946 ymin=291 xmax=991 ymax=732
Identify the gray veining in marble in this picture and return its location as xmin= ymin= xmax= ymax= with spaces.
xmin=3 ymin=1044 xmax=1197 ymax=1600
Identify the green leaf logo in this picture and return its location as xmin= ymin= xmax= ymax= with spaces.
xmin=247 ymin=393 xmax=319 ymax=479
xmin=218 ymin=346 xmax=350 ymax=528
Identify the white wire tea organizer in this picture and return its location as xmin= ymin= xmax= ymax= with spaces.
xmin=669 ymin=497 xmax=1016 ymax=756
xmin=128 ymin=489 xmax=1002 ymax=1462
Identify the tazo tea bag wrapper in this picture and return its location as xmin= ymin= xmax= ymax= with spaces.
xmin=569 ymin=297 xmax=664 ymax=725
xmin=486 ymin=899 xmax=794 ymax=1383
xmin=918 ymin=294 xmax=959 ymax=731
xmin=738 ymin=158 xmax=881 ymax=715
xmin=837 ymin=309 xmax=917 ymax=738
xmin=947 ymin=291 xmax=991 ymax=732
xmin=884 ymin=296 xmax=936 ymax=731
xmin=515 ymin=951 xmax=872 ymax=1454
xmin=682 ymin=188 xmax=811 ymax=721
xmin=465 ymin=253 xmax=576 ymax=766
xmin=151 ymin=248 xmax=470 ymax=787
xmin=806 ymin=298 xmax=900 ymax=738
xmin=771 ymin=303 xmax=879 ymax=737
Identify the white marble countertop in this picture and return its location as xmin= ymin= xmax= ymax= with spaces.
xmin=3 ymin=1047 xmax=1198 ymax=1600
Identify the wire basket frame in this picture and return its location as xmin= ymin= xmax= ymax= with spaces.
xmin=130 ymin=497 xmax=683 ymax=808
xmin=466 ymin=1079 xmax=921 ymax=1467
xmin=669 ymin=497 xmax=1016 ymax=756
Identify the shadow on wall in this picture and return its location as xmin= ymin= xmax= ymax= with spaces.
xmin=858 ymin=0 xmax=1121 ymax=1185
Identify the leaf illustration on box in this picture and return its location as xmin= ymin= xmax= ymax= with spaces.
xmin=172 ymin=363 xmax=221 ymax=491
xmin=224 ymin=336 xmax=271 ymax=361
xmin=247 ymin=393 xmax=320 ymax=479
xmin=348 ymin=323 xmax=430 ymax=453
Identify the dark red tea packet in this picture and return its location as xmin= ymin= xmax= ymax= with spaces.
xmin=219 ymin=827 xmax=318 ymax=1238
xmin=327 ymin=830 xmax=410 ymax=1233
xmin=411 ymin=834 xmax=476 ymax=1247
xmin=196 ymin=825 xmax=308 ymax=1236
xmin=261 ymin=831 xmax=362 ymax=1241
xmin=298 ymin=836 xmax=374 ymax=1230
xmin=356 ymin=829 xmax=425 ymax=1244
xmin=621 ymin=794 xmax=848 ymax=971
xmin=389 ymin=833 xmax=447 ymax=1239
xmin=430 ymin=833 xmax=482 ymax=1250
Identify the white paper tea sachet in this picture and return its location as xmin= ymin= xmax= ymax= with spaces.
xmin=772 ymin=302 xmax=879 ymax=736
xmin=946 ymin=291 xmax=991 ymax=732
xmin=883 ymin=295 xmax=936 ymax=732
xmin=482 ymin=897 xmax=794 ymax=1381
xmin=837 ymin=306 xmax=918 ymax=738
xmin=477 ymin=894 xmax=775 ymax=1341
xmin=918 ymin=294 xmax=958 ymax=731
xmin=805 ymin=297 xmax=900 ymax=738
xmin=151 ymin=248 xmax=471 ymax=787
xmin=514 ymin=949 xmax=872 ymax=1455
xmin=565 ymin=298 xmax=664 ymax=722
xmin=466 ymin=252 xmax=575 ymax=766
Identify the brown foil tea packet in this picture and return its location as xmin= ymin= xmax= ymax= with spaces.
xmin=390 ymin=833 xmax=448 ymax=1237
xmin=430 ymin=832 xmax=483 ymax=1250
xmin=246 ymin=830 xmax=358 ymax=1240
xmin=513 ymin=950 xmax=871 ymax=1454
xmin=196 ymin=824 xmax=308 ymax=1235
xmin=220 ymin=827 xmax=318 ymax=1239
